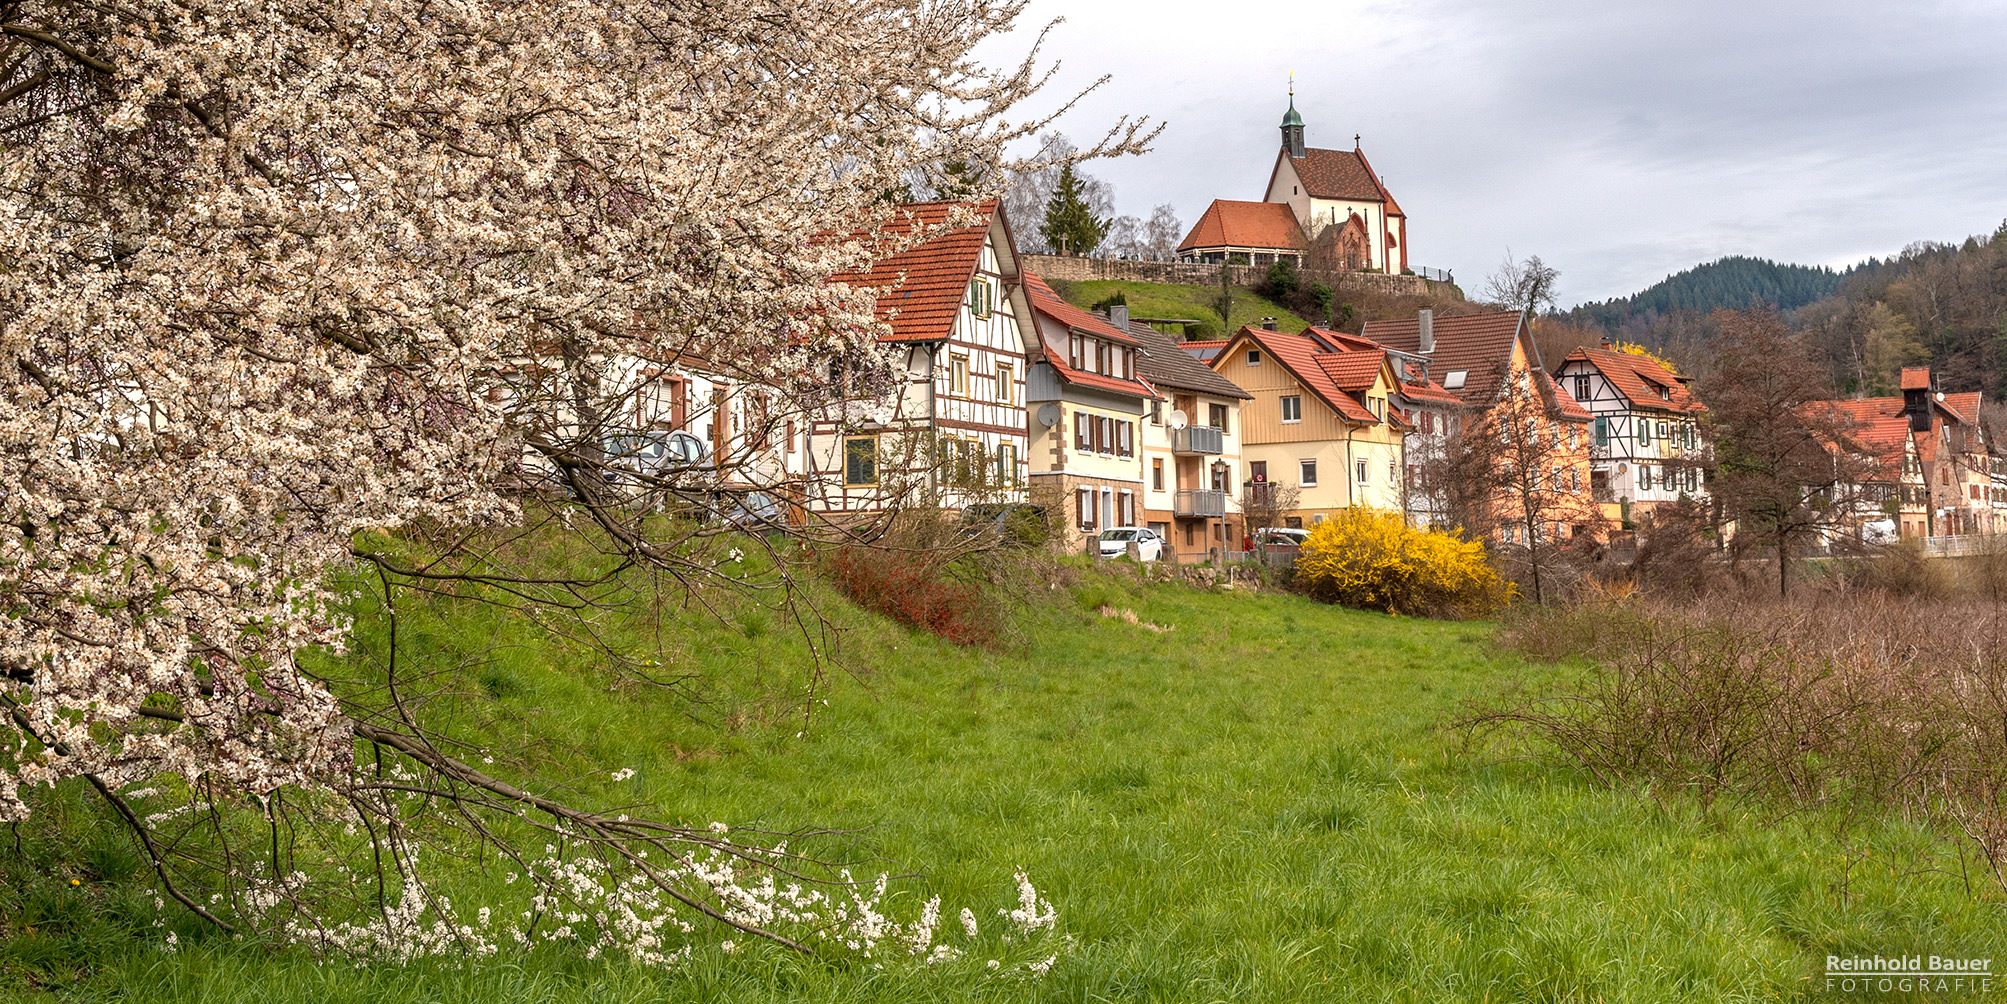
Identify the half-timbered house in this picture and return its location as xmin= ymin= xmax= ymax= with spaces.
xmin=795 ymin=201 xmax=1032 ymax=516
xmin=1552 ymin=345 xmax=1709 ymax=518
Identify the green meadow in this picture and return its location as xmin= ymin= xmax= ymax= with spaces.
xmin=5 ymin=561 xmax=2001 ymax=1002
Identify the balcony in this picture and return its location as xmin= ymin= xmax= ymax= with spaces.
xmin=1174 ymin=489 xmax=1227 ymax=518
xmin=1172 ymin=425 xmax=1224 ymax=455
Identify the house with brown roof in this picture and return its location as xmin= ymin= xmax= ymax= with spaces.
xmin=1362 ymin=309 xmax=1601 ymax=542
xmin=1264 ymin=95 xmax=1408 ymax=275
xmin=1552 ymin=344 xmax=1710 ymax=518
xmin=1021 ymin=275 xmax=1160 ymax=550
xmin=1207 ymin=324 xmax=1408 ymax=526
xmin=1120 ymin=311 xmax=1255 ymax=559
xmin=797 ymin=200 xmax=1032 ymax=515
xmin=1175 ymin=200 xmax=1306 ymax=267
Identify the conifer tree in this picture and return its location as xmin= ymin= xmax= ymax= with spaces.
xmin=1040 ymin=164 xmax=1108 ymax=255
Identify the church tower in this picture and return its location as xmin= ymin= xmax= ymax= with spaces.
xmin=1280 ymin=92 xmax=1305 ymax=159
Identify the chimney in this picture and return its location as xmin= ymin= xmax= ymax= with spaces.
xmin=1108 ymin=304 xmax=1129 ymax=332
xmin=1417 ymin=309 xmax=1434 ymax=355
xmin=1261 ymin=318 xmax=1278 ymax=331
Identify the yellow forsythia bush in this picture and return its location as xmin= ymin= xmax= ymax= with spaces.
xmin=1294 ymin=508 xmax=1512 ymax=618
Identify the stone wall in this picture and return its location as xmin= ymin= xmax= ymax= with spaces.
xmin=1019 ymin=254 xmax=1450 ymax=299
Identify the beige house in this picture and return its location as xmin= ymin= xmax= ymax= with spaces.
xmin=1208 ymin=325 xmax=1408 ymax=526
xmin=1021 ymin=275 xmax=1158 ymax=551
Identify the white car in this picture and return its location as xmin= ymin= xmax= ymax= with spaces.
xmin=1097 ymin=527 xmax=1165 ymax=561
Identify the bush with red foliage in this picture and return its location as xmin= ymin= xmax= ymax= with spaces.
xmin=818 ymin=546 xmax=997 ymax=647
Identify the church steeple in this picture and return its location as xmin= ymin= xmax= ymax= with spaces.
xmin=1280 ymin=76 xmax=1306 ymax=159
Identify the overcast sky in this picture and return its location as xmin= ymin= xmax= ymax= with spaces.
xmin=977 ymin=0 xmax=2007 ymax=305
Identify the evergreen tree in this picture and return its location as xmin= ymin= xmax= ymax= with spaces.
xmin=1039 ymin=164 xmax=1108 ymax=256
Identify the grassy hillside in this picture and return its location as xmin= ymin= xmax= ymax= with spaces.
xmin=1056 ymin=279 xmax=1311 ymax=337
xmin=11 ymin=555 xmax=2004 ymax=1002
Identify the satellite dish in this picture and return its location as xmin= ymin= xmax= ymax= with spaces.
xmin=1168 ymin=409 xmax=1188 ymax=430
xmin=1036 ymin=402 xmax=1060 ymax=428
xmin=1615 ymin=463 xmax=1627 ymax=473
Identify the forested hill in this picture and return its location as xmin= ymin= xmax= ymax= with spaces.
xmin=1566 ymin=256 xmax=1849 ymax=331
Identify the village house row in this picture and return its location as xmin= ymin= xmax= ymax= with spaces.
xmin=608 ymin=99 xmax=2006 ymax=557
xmin=610 ymin=195 xmax=2004 ymax=559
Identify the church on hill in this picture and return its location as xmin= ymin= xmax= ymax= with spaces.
xmin=1179 ymin=94 xmax=1410 ymax=275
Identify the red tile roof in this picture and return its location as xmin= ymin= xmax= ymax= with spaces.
xmin=1941 ymin=391 xmax=1983 ymax=426
xmin=1177 ymin=200 xmax=1306 ymax=253
xmin=1283 ymin=147 xmax=1400 ymax=210
xmin=1397 ymin=379 xmax=1464 ymax=406
xmin=1535 ymin=370 xmax=1593 ymax=423
xmin=1559 ymin=347 xmax=1708 ymax=416
xmin=1299 ymin=326 xmax=1386 ymax=353
xmin=827 ymin=200 xmax=999 ymax=343
xmin=1804 ymin=399 xmax=1914 ymax=477
xmin=1021 ymin=274 xmax=1155 ymax=399
xmin=1021 ymin=273 xmax=1142 ymax=346
xmin=1217 ymin=327 xmax=1384 ymax=425
xmin=1900 ymin=367 xmax=1932 ymax=391
xmin=1361 ymin=310 xmax=1526 ymax=407
xmin=1315 ymin=350 xmax=1389 ymax=391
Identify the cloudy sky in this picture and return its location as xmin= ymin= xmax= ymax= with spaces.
xmin=978 ymin=0 xmax=2007 ymax=305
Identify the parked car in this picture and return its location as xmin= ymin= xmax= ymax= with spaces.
xmin=1097 ymin=527 xmax=1165 ymax=562
xmin=1249 ymin=526 xmax=1310 ymax=551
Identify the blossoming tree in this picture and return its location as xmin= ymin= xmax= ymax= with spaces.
xmin=0 ymin=0 xmax=1147 ymax=954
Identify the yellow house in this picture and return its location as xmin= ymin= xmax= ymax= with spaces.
xmin=1209 ymin=326 xmax=1407 ymax=526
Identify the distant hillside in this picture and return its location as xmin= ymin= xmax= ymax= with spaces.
xmin=1566 ymin=256 xmax=1850 ymax=332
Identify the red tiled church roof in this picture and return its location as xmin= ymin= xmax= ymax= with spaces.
xmin=1284 ymin=148 xmax=1403 ymax=215
xmin=1177 ymin=200 xmax=1306 ymax=253
xmin=826 ymin=200 xmax=1001 ymax=344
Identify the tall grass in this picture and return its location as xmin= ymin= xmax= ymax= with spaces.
xmin=4 ymin=557 xmax=2004 ymax=1001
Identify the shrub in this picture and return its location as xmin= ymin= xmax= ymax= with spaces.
xmin=818 ymin=546 xmax=997 ymax=646
xmin=1261 ymin=259 xmax=1299 ymax=297
xmin=1293 ymin=509 xmax=1510 ymax=618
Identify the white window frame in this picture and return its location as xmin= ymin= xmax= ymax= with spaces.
xmin=1300 ymin=459 xmax=1319 ymax=487
xmin=1281 ymin=395 xmax=1303 ymax=424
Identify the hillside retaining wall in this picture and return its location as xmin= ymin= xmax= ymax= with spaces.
xmin=1019 ymin=254 xmax=1452 ymax=299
